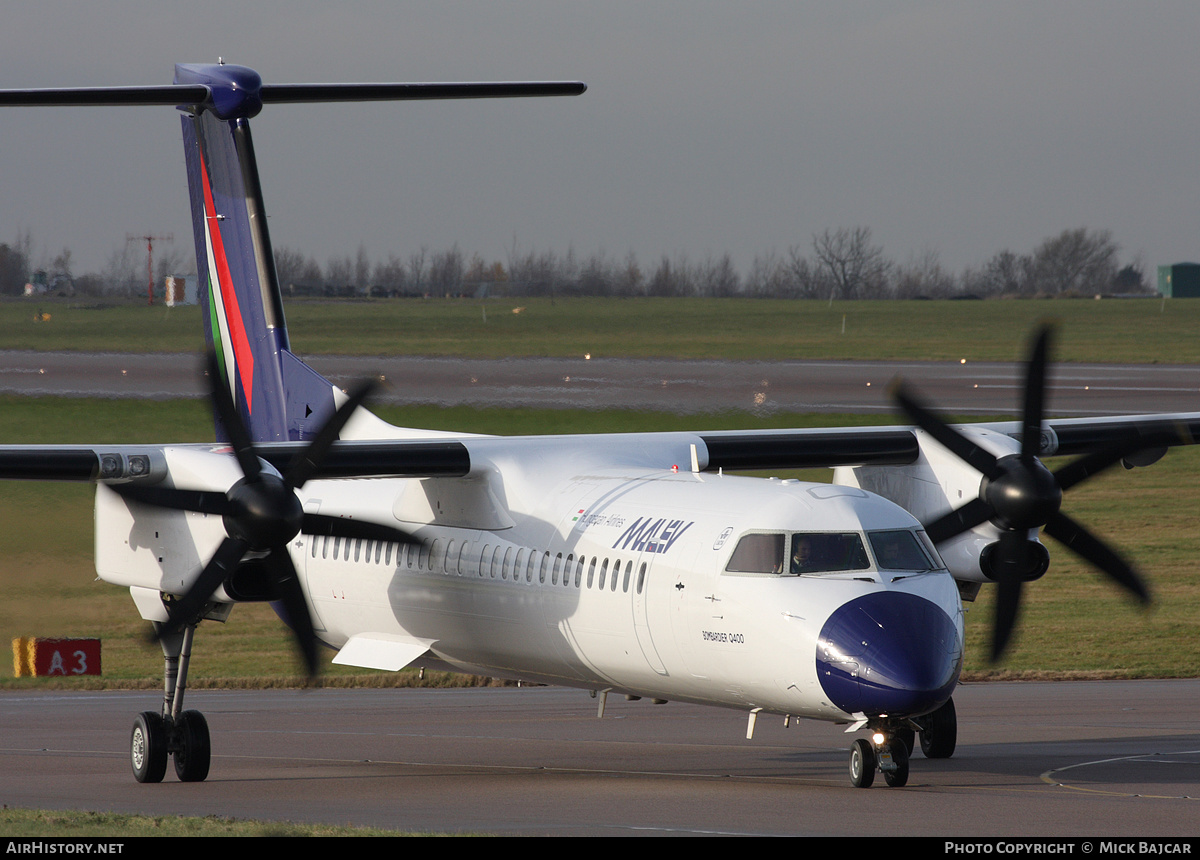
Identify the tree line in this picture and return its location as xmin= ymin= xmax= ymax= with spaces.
xmin=1 ymin=226 xmax=1151 ymax=300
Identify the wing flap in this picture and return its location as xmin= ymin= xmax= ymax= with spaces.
xmin=700 ymin=430 xmax=919 ymax=471
xmin=332 ymin=633 xmax=435 ymax=672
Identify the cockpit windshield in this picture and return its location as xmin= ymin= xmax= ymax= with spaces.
xmin=867 ymin=529 xmax=942 ymax=571
xmin=789 ymin=533 xmax=870 ymax=574
xmin=723 ymin=528 xmax=945 ymax=577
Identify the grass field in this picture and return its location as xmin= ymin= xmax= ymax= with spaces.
xmin=5 ymin=294 xmax=1200 ymax=362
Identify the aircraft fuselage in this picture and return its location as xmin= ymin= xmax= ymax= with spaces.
xmin=298 ymin=455 xmax=965 ymax=724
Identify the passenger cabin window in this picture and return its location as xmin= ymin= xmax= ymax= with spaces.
xmin=725 ymin=533 xmax=785 ymax=574
xmin=790 ymin=533 xmax=870 ymax=574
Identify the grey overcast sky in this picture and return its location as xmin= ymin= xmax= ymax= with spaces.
xmin=1 ymin=2 xmax=1197 ymax=279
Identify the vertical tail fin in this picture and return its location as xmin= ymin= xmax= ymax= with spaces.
xmin=177 ymin=64 xmax=294 ymax=443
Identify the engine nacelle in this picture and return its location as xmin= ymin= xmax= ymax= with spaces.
xmin=94 ymin=446 xmax=241 ymax=596
xmin=834 ymin=425 xmax=1046 ymax=584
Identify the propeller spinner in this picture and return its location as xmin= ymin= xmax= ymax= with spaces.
xmin=115 ymin=353 xmax=420 ymax=677
xmin=893 ymin=326 xmax=1150 ymax=661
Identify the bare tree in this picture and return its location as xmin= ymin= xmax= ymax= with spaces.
xmin=973 ymin=249 xmax=1033 ymax=297
xmin=616 ymin=251 xmax=644 ymax=296
xmin=1027 ymin=228 xmax=1119 ymax=295
xmin=745 ymin=249 xmax=787 ymax=298
xmin=372 ymin=253 xmax=409 ymax=294
xmin=354 ymin=243 xmax=371 ymax=291
xmin=0 ymin=231 xmax=31 ymax=295
xmin=274 ymin=245 xmax=322 ymax=288
xmin=153 ymin=246 xmax=185 ymax=284
xmin=408 ymin=245 xmax=428 ymax=295
xmin=578 ymin=250 xmax=616 ymax=296
xmin=893 ymin=248 xmax=957 ymax=299
xmin=811 ymin=226 xmax=890 ymax=300
xmin=102 ymin=242 xmax=142 ymax=296
xmin=325 ymin=255 xmax=353 ymax=290
xmin=428 ymin=244 xmax=464 ymax=297
xmin=695 ymin=253 xmax=740 ymax=297
xmin=648 ymin=255 xmax=695 ymax=297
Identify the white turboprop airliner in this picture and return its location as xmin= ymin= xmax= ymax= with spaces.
xmin=1 ymin=63 xmax=1195 ymax=789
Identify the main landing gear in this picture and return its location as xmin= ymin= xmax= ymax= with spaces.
xmin=846 ymin=697 xmax=957 ymax=788
xmin=130 ymin=621 xmax=211 ymax=783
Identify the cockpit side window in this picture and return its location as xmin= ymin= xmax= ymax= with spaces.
xmin=789 ymin=533 xmax=871 ymax=574
xmin=867 ymin=529 xmax=937 ymax=571
xmin=915 ymin=530 xmax=946 ymax=569
xmin=724 ymin=533 xmax=785 ymax=574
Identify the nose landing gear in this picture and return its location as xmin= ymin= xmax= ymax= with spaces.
xmin=848 ymin=731 xmax=911 ymax=788
xmin=846 ymin=696 xmax=957 ymax=788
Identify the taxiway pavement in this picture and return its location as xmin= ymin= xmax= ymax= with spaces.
xmin=0 ymin=350 xmax=1198 ymax=416
xmin=1 ymin=682 xmax=1198 ymax=836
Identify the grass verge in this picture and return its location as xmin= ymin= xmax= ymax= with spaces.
xmin=6 ymin=295 xmax=1200 ymax=363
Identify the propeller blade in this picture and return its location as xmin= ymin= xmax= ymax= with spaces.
xmin=302 ymin=513 xmax=422 ymax=544
xmin=989 ymin=531 xmax=1044 ymax=661
xmin=161 ymin=536 xmax=248 ymax=634
xmin=1020 ymin=326 xmax=1051 ymax=463
xmin=924 ymin=497 xmax=994 ymax=544
xmin=112 ymin=483 xmax=234 ymax=516
xmin=127 ymin=361 xmax=405 ymax=681
xmin=285 ymin=378 xmax=377 ymax=490
xmin=895 ymin=325 xmax=1153 ymax=664
xmin=262 ymin=548 xmax=319 ymax=678
xmin=1053 ymin=442 xmax=1140 ymax=492
xmin=1043 ymin=511 xmax=1150 ymax=604
xmin=991 ymin=576 xmax=1023 ymax=662
xmin=205 ymin=351 xmax=261 ymax=481
xmin=1010 ymin=325 xmax=1058 ymax=468
xmin=894 ymin=384 xmax=1001 ymax=479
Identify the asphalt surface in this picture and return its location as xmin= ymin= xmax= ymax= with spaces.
xmin=1 ymin=350 xmax=1198 ymax=415
xmin=1 ymin=682 xmax=1198 ymax=836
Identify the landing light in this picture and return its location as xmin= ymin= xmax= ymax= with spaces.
xmin=872 ymin=731 xmax=886 ymax=745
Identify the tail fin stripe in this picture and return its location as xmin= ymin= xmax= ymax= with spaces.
xmin=198 ymin=147 xmax=256 ymax=412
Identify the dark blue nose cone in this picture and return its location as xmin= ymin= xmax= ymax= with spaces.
xmin=816 ymin=591 xmax=961 ymax=716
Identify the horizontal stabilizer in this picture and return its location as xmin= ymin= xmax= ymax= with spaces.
xmin=260 ymin=81 xmax=586 ymax=103
xmin=0 ymin=85 xmax=210 ymax=107
xmin=0 ymin=65 xmax=585 ymax=120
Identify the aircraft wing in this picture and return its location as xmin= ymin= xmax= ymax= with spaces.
xmin=696 ymin=411 xmax=1200 ymax=471
xmin=0 ymin=440 xmax=471 ymax=483
xmin=1 ymin=409 xmax=1197 ymax=485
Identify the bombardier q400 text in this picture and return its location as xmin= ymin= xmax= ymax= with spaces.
xmin=1 ymin=63 xmax=1194 ymax=789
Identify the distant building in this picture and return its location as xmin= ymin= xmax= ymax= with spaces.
xmin=1156 ymin=263 xmax=1200 ymax=297
xmin=23 ymin=269 xmax=73 ymax=296
xmin=164 ymin=276 xmax=190 ymax=306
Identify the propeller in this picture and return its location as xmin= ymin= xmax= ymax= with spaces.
xmin=893 ymin=325 xmax=1150 ymax=661
xmin=114 ymin=353 xmax=420 ymax=677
